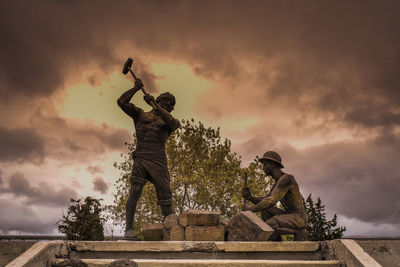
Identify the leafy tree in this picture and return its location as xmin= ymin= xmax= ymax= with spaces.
xmin=304 ymin=194 xmax=346 ymax=241
xmin=110 ymin=119 xmax=273 ymax=235
xmin=58 ymin=196 xmax=105 ymax=240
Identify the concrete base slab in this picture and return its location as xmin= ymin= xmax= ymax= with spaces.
xmin=69 ymin=241 xmax=320 ymax=252
xmin=52 ymin=258 xmax=344 ymax=267
xmin=67 ymin=241 xmax=323 ymax=261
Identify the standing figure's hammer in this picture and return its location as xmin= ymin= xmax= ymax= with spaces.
xmin=122 ymin=58 xmax=156 ymax=109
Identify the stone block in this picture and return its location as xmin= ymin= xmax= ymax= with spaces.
xmin=142 ymin=223 xmax=164 ymax=241
xmin=179 ymin=209 xmax=220 ymax=227
xmin=163 ymin=225 xmax=185 ymax=241
xmin=227 ymin=211 xmax=274 ymax=241
xmin=164 ymin=213 xmax=179 ymax=228
xmin=185 ymin=226 xmax=225 ymax=241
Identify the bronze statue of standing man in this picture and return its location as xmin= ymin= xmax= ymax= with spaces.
xmin=117 ymin=78 xmax=180 ymax=240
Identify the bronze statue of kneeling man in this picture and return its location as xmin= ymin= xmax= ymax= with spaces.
xmin=242 ymin=151 xmax=308 ymax=241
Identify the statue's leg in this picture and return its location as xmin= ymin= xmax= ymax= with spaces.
xmin=266 ymin=214 xmax=308 ymax=241
xmin=146 ymin=162 xmax=173 ymax=218
xmin=264 ymin=216 xmax=282 ymax=241
xmin=261 ymin=206 xmax=285 ymax=222
xmin=124 ymin=166 xmax=147 ymax=240
xmin=153 ymin=176 xmax=173 ymax=218
xmin=125 ymin=176 xmax=146 ymax=230
xmin=158 ymin=198 xmax=173 ymax=217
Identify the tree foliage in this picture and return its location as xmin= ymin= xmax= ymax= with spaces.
xmin=58 ymin=196 xmax=105 ymax=241
xmin=304 ymin=194 xmax=346 ymax=241
xmin=110 ymin=119 xmax=273 ymax=234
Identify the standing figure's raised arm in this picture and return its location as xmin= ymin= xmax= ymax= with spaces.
xmin=117 ymin=80 xmax=144 ymax=118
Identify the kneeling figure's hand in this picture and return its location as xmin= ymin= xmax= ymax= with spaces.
xmin=242 ymin=187 xmax=252 ymax=200
xmin=242 ymin=203 xmax=251 ymax=211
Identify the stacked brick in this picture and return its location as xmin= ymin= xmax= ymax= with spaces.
xmin=142 ymin=209 xmax=226 ymax=241
xmin=141 ymin=223 xmax=164 ymax=241
xmin=142 ymin=209 xmax=275 ymax=241
xmin=163 ymin=213 xmax=184 ymax=240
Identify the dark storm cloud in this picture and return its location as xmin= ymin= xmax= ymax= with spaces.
xmin=92 ymin=177 xmax=109 ymax=194
xmin=2 ymin=0 xmax=400 ymax=129
xmin=4 ymin=172 xmax=79 ymax=207
xmin=126 ymin=0 xmax=400 ymax=130
xmin=0 ymin=1 xmax=116 ymax=98
xmin=0 ymin=1 xmax=161 ymax=99
xmin=0 ymin=114 xmax=131 ymax=164
xmin=293 ymin=143 xmax=400 ymax=226
xmin=27 ymin=113 xmax=132 ymax=161
xmin=345 ymin=106 xmax=400 ymax=128
xmin=0 ymin=126 xmax=45 ymax=164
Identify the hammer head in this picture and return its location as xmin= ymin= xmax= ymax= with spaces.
xmin=122 ymin=58 xmax=133 ymax=74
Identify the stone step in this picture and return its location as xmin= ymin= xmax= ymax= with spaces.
xmin=69 ymin=241 xmax=321 ymax=252
xmin=68 ymin=241 xmax=323 ymax=260
xmin=7 ymin=239 xmax=380 ymax=267
xmin=52 ymin=259 xmax=344 ymax=267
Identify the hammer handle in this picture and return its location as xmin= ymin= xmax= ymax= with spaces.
xmin=129 ymin=69 xmax=138 ymax=81
xmin=129 ymin=69 xmax=157 ymax=109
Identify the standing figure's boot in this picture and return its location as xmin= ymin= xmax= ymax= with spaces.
xmin=160 ymin=204 xmax=173 ymax=217
xmin=124 ymin=229 xmax=140 ymax=241
xmin=158 ymin=199 xmax=174 ymax=218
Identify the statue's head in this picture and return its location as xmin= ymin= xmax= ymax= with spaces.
xmin=258 ymin=151 xmax=284 ymax=175
xmin=156 ymin=92 xmax=175 ymax=113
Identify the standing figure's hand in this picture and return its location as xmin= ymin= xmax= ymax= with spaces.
xmin=135 ymin=79 xmax=144 ymax=89
xmin=144 ymin=94 xmax=155 ymax=106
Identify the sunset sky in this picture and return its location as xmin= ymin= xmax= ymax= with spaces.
xmin=1 ymin=1 xmax=399 ymax=236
